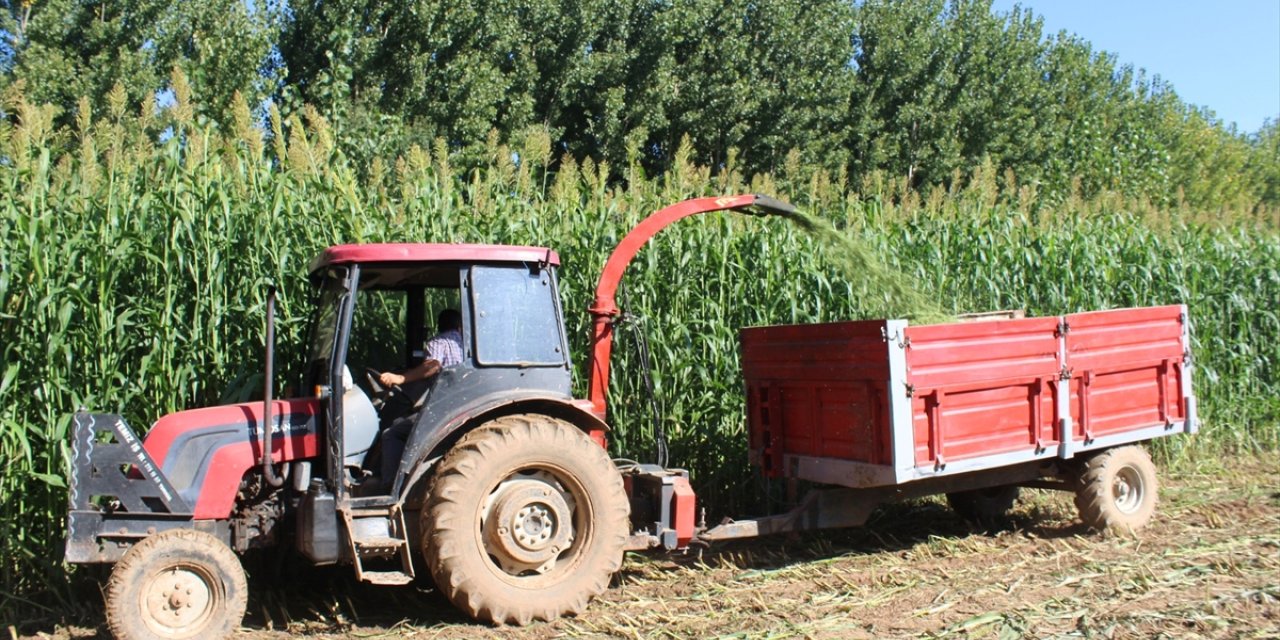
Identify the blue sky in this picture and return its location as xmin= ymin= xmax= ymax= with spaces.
xmin=990 ymin=0 xmax=1280 ymax=134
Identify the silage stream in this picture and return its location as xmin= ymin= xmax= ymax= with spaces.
xmin=766 ymin=208 xmax=952 ymax=324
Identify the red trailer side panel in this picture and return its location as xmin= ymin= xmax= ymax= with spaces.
xmin=904 ymin=317 xmax=1061 ymax=467
xmin=1065 ymin=305 xmax=1187 ymax=441
xmin=740 ymin=321 xmax=894 ymax=478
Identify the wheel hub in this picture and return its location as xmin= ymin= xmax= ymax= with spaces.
xmin=1113 ymin=466 xmax=1145 ymax=514
xmin=482 ymin=472 xmax=576 ymax=575
xmin=514 ymin=504 xmax=555 ymax=549
xmin=143 ymin=566 xmax=215 ymax=634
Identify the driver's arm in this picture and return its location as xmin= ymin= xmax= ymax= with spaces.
xmin=379 ymin=358 xmax=441 ymax=386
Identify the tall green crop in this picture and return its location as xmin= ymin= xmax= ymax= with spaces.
xmin=0 ymin=87 xmax=1276 ymax=625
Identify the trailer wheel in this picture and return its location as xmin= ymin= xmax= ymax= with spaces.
xmin=104 ymin=529 xmax=247 ymax=640
xmin=1074 ymin=445 xmax=1159 ymax=534
xmin=946 ymin=485 xmax=1020 ymax=528
xmin=421 ymin=414 xmax=629 ymax=625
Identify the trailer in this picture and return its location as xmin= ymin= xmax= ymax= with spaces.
xmin=702 ymin=305 xmax=1195 ymax=541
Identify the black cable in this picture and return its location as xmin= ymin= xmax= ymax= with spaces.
xmin=618 ymin=312 xmax=668 ymax=469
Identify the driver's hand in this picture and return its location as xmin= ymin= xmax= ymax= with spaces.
xmin=380 ymin=372 xmax=406 ymax=386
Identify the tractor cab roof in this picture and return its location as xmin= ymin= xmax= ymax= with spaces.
xmin=311 ymin=243 xmax=560 ymax=272
xmin=310 ymin=243 xmax=561 ymax=289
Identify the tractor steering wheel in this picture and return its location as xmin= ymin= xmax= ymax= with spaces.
xmin=364 ymin=367 xmax=404 ymax=411
xmin=366 ymin=367 xmax=435 ymax=416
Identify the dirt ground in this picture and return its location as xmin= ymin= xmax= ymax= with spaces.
xmin=24 ymin=455 xmax=1280 ymax=640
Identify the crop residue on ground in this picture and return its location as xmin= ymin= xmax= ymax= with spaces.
xmin=27 ymin=455 xmax=1277 ymax=639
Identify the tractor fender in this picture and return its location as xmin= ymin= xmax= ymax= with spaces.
xmin=143 ymin=398 xmax=321 ymax=519
xmin=398 ymin=391 xmax=609 ymax=502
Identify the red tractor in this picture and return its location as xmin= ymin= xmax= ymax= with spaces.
xmin=66 ymin=195 xmax=792 ymax=639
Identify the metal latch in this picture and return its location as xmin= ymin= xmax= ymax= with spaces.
xmin=533 ymin=248 xmax=553 ymax=273
xmin=881 ymin=327 xmax=911 ymax=349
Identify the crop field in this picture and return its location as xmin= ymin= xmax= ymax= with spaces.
xmin=2 ymin=94 xmax=1279 ymax=626
xmin=23 ymin=453 xmax=1280 ymax=638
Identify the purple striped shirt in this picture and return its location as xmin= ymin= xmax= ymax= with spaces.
xmin=426 ymin=328 xmax=464 ymax=367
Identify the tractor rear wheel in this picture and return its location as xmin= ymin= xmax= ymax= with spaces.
xmin=104 ymin=529 xmax=248 ymax=640
xmin=1074 ymin=445 xmax=1159 ymax=534
xmin=421 ymin=414 xmax=629 ymax=625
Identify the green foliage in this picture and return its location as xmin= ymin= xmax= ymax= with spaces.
xmin=1252 ymin=119 xmax=1280 ymax=205
xmin=1 ymin=83 xmax=1278 ymax=624
xmin=279 ymin=0 xmax=855 ymax=175
xmin=5 ymin=0 xmax=1279 ymax=212
xmin=846 ymin=0 xmax=1276 ymax=213
xmin=0 ymin=0 xmax=277 ymax=127
xmin=269 ymin=0 xmax=1280 ymax=212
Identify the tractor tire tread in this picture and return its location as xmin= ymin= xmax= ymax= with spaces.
xmin=104 ymin=528 xmax=247 ymax=640
xmin=422 ymin=414 xmax=628 ymax=625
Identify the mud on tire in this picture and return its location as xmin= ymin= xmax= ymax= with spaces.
xmin=105 ymin=529 xmax=248 ymax=640
xmin=1074 ymin=445 xmax=1159 ymax=534
xmin=421 ymin=414 xmax=630 ymax=625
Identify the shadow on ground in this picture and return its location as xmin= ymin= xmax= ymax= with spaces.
xmin=662 ymin=496 xmax=1089 ymax=578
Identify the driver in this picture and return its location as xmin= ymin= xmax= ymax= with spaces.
xmin=378 ymin=308 xmax=463 ymax=483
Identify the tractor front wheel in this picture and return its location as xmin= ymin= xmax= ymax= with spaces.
xmin=421 ymin=414 xmax=629 ymax=625
xmin=104 ymin=529 xmax=248 ymax=640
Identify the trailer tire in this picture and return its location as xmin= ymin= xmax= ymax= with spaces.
xmin=946 ymin=485 xmax=1020 ymax=528
xmin=1074 ymin=445 xmax=1159 ymax=534
xmin=421 ymin=414 xmax=629 ymax=626
xmin=104 ymin=529 xmax=247 ymax=640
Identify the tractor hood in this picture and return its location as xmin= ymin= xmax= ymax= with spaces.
xmin=143 ymin=398 xmax=321 ymax=518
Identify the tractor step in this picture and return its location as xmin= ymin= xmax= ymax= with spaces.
xmin=353 ymin=536 xmax=406 ymax=557
xmin=359 ymin=570 xmax=415 ymax=586
xmin=354 ymin=536 xmax=405 ymax=550
xmin=342 ymin=508 xmax=416 ymax=584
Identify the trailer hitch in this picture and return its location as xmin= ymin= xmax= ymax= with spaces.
xmin=621 ymin=464 xmax=697 ymax=551
xmin=698 ymin=488 xmax=878 ymax=543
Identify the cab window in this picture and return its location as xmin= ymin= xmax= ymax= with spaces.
xmin=470 ymin=265 xmax=565 ymax=366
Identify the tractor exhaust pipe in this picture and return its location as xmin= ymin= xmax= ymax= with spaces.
xmin=262 ymin=286 xmax=285 ymax=488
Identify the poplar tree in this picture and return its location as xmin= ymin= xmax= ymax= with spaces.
xmin=1 ymin=0 xmax=275 ymax=125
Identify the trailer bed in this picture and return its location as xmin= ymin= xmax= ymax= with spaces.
xmin=741 ymin=305 xmax=1195 ymax=488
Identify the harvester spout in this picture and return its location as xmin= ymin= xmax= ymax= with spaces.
xmin=585 ymin=194 xmax=798 ymax=416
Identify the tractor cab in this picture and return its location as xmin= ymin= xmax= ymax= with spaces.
xmin=303 ymin=244 xmax=578 ymax=499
